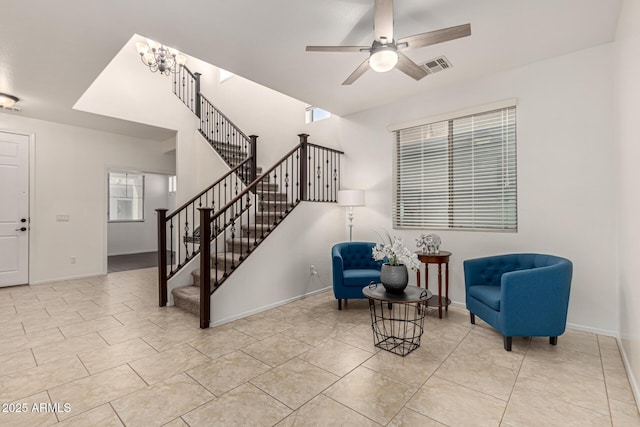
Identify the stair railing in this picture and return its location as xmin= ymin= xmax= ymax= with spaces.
xmin=199 ymin=94 xmax=256 ymax=182
xmin=157 ymin=157 xmax=253 ymax=306
xmin=174 ymin=65 xmax=256 ymax=183
xmin=197 ymin=134 xmax=343 ymax=327
xmin=159 ymin=65 xmax=261 ymax=306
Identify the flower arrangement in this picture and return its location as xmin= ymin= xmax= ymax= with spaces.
xmin=372 ymin=233 xmax=420 ymax=270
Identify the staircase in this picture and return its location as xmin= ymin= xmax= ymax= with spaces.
xmin=171 ymin=168 xmax=285 ymax=315
xmin=157 ymin=65 xmax=343 ymax=328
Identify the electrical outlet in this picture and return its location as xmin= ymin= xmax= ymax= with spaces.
xmin=70 ymin=256 xmax=77 ymax=264
xmin=309 ymin=265 xmax=318 ymax=276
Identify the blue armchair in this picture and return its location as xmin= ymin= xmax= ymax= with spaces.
xmin=464 ymin=253 xmax=572 ymax=351
xmin=332 ymin=242 xmax=382 ymax=310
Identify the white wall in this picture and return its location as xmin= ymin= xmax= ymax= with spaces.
xmin=197 ymin=66 xmax=342 ymax=167
xmin=614 ymin=0 xmax=640 ymax=402
xmin=75 ymin=35 xmax=342 ymax=208
xmin=0 ymin=114 xmax=175 ymax=283
xmin=107 ymin=173 xmax=171 ymax=256
xmin=337 ymin=43 xmax=618 ymax=334
xmin=209 ymin=202 xmax=343 ymax=324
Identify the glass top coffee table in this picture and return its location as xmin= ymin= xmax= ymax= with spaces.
xmin=362 ymin=283 xmax=432 ymax=356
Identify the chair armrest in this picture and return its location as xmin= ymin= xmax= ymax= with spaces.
xmin=332 ymin=251 xmax=345 ymax=288
xmin=500 ymin=262 xmax=572 ymax=332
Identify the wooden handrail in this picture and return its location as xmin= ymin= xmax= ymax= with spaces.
xmin=209 ymin=140 xmax=341 ymax=223
xmin=199 ymin=93 xmax=251 ymax=142
xmin=167 ymin=157 xmax=252 ymax=222
xmin=307 ymin=142 xmax=344 ymax=155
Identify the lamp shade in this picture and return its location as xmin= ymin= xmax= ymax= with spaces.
xmin=338 ymin=190 xmax=365 ymax=207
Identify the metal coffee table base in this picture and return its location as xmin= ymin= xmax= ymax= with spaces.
xmin=363 ymin=284 xmax=432 ymax=356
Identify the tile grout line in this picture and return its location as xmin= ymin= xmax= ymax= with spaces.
xmin=597 ymin=334 xmax=616 ymax=426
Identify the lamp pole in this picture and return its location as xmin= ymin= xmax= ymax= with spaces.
xmin=347 ymin=206 xmax=355 ymax=241
xmin=338 ymin=189 xmax=365 ymax=242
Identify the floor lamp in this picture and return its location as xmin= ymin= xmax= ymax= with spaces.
xmin=337 ymin=190 xmax=365 ymax=241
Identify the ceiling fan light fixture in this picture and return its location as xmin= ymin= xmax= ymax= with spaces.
xmin=369 ymin=48 xmax=398 ymax=73
xmin=0 ymin=93 xmax=19 ymax=108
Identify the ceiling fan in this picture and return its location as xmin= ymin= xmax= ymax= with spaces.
xmin=306 ymin=0 xmax=471 ymax=85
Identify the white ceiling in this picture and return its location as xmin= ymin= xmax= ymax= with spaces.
xmin=0 ymin=0 xmax=622 ymax=139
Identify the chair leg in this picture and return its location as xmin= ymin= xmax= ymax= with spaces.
xmin=338 ymin=299 xmax=342 ymax=310
xmin=470 ymin=313 xmax=476 ymax=324
xmin=504 ymin=336 xmax=512 ymax=351
xmin=550 ymin=336 xmax=558 ymax=346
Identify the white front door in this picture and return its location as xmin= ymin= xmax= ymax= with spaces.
xmin=0 ymin=132 xmax=29 ymax=287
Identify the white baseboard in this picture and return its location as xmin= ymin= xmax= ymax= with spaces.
xmin=107 ymin=250 xmax=157 ymax=256
xmin=29 ymin=272 xmax=106 ymax=285
xmin=565 ymin=322 xmax=618 ymax=338
xmin=208 ymin=286 xmax=333 ymax=328
xmin=618 ymin=338 xmax=640 ymax=410
xmin=451 ymin=300 xmax=619 ymax=337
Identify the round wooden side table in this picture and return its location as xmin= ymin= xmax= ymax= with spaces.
xmin=416 ymin=250 xmax=451 ymax=319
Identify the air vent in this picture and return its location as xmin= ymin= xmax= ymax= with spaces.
xmin=0 ymin=106 xmax=21 ymax=112
xmin=421 ymin=56 xmax=452 ymax=75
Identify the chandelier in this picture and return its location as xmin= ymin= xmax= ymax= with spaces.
xmin=135 ymin=39 xmax=186 ymax=75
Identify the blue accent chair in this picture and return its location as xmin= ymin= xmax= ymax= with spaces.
xmin=464 ymin=253 xmax=572 ymax=351
xmin=332 ymin=242 xmax=383 ymax=310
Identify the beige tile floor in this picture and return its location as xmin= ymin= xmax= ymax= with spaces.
xmin=0 ymin=267 xmax=639 ymax=426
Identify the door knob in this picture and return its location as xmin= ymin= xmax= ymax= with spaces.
xmin=15 ymin=227 xmax=27 ymax=232
xmin=20 ymin=218 xmax=27 ymax=223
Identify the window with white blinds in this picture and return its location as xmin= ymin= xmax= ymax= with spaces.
xmin=393 ymin=106 xmax=517 ymax=231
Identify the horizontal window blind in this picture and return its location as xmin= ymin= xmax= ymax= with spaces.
xmin=393 ymin=106 xmax=517 ymax=231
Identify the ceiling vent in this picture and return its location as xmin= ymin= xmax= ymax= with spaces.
xmin=421 ymin=56 xmax=452 ymax=75
xmin=0 ymin=105 xmax=21 ymax=112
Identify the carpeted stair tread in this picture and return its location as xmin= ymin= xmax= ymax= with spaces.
xmin=191 ymin=268 xmax=228 ymax=287
xmin=256 ymin=182 xmax=278 ymax=191
xmin=254 ymin=212 xmax=285 ymax=224
xmin=256 ymin=191 xmax=288 ymax=201
xmin=225 ymin=237 xmax=263 ymax=254
xmin=259 ymin=200 xmax=293 ymax=212
xmin=172 ymin=285 xmax=200 ymax=315
xmin=213 ymin=251 xmax=244 ymax=267
xmin=241 ymin=223 xmax=277 ymax=235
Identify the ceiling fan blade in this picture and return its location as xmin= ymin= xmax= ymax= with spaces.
xmin=397 ymin=23 xmax=471 ymax=51
xmin=374 ymin=0 xmax=394 ymax=41
xmin=396 ymin=52 xmax=428 ymax=81
xmin=306 ymin=46 xmax=369 ymax=52
xmin=342 ymin=59 xmax=370 ymax=85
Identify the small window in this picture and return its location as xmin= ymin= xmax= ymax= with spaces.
xmin=305 ymin=105 xmax=331 ymax=124
xmin=393 ymin=105 xmax=517 ymax=231
xmin=219 ymin=68 xmax=234 ymax=83
xmin=108 ymin=172 xmax=144 ymax=222
xmin=168 ymin=176 xmax=177 ymax=193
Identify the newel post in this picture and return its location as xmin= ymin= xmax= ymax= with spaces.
xmin=156 ymin=209 xmax=168 ymax=307
xmin=299 ymin=133 xmax=309 ymax=201
xmin=194 ymin=72 xmax=202 ymax=118
xmin=249 ymin=135 xmax=258 ymax=182
xmin=198 ymin=208 xmax=213 ymax=329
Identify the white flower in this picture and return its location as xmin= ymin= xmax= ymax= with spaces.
xmin=371 ymin=234 xmax=420 ymax=270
